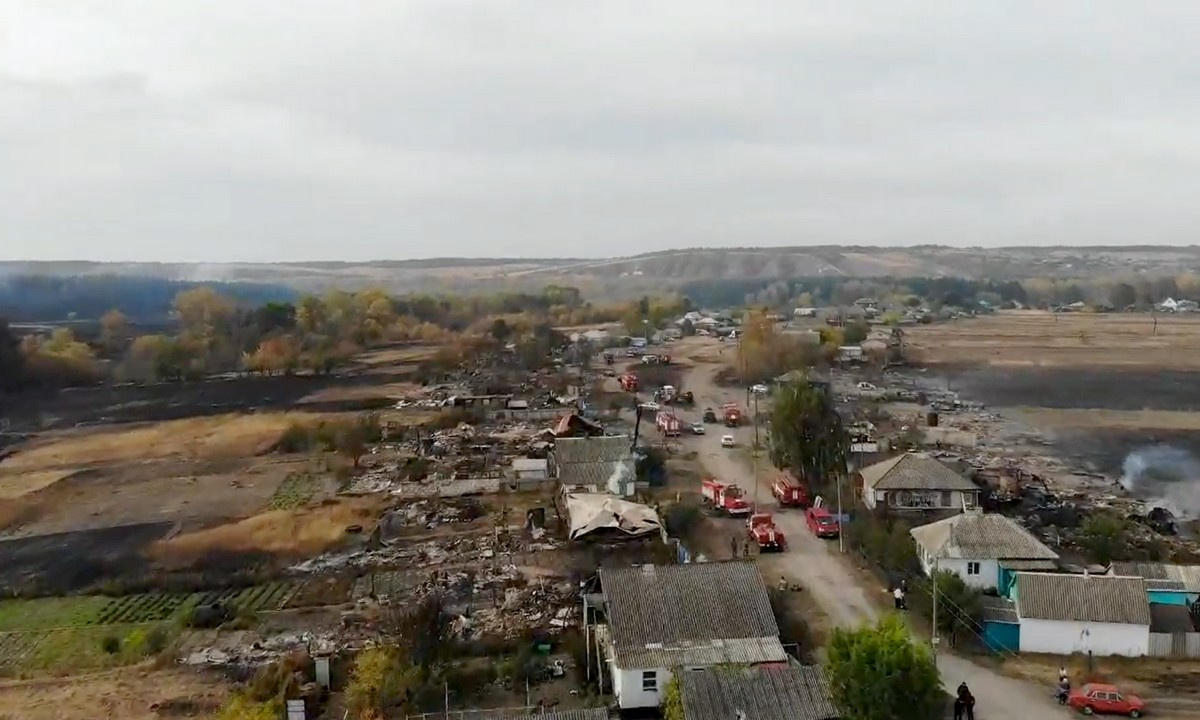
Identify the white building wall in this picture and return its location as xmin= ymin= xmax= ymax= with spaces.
xmin=612 ymin=666 xmax=672 ymax=709
xmin=918 ymin=555 xmax=1000 ymax=591
xmin=1019 ymin=618 xmax=1149 ymax=657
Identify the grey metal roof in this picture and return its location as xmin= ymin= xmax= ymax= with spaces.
xmin=998 ymin=559 xmax=1060 ymax=571
xmin=910 ymin=511 xmax=1059 ymax=561
xmin=1015 ymin=573 xmax=1150 ymax=626
xmin=600 ymin=562 xmax=785 ymax=669
xmin=1108 ymin=562 xmax=1200 ymax=593
xmin=681 ymin=665 xmax=839 ymax=720
xmin=979 ymin=596 xmax=1019 ymax=624
xmin=494 ymin=710 xmax=610 ymax=720
xmin=556 ymin=436 xmax=634 ymax=487
xmin=860 ymin=453 xmax=977 ymax=492
xmin=555 ymin=435 xmax=632 ymax=464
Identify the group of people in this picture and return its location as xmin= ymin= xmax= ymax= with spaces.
xmin=953 ymin=682 xmax=976 ymax=720
xmin=1056 ymin=667 xmax=1072 ymax=704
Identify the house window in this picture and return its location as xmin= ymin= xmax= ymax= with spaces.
xmin=941 ymin=491 xmax=952 ymax=506
xmin=967 ymin=562 xmax=981 ymax=575
xmin=641 ymin=671 xmax=658 ymax=692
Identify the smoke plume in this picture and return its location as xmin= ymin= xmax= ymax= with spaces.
xmin=1119 ymin=444 xmax=1200 ymax=518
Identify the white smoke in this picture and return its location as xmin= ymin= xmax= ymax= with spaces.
xmin=1119 ymin=444 xmax=1200 ymax=519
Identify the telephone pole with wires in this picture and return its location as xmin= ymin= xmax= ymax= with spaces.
xmin=931 ymin=557 xmax=940 ymax=658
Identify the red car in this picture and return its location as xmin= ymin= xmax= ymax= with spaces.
xmin=805 ymin=505 xmax=840 ymax=539
xmin=1067 ymin=683 xmax=1145 ymax=717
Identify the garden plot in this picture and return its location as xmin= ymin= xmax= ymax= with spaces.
xmin=0 ymin=581 xmax=305 ymax=634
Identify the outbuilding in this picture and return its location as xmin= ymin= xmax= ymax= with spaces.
xmin=1013 ymin=572 xmax=1151 ymax=657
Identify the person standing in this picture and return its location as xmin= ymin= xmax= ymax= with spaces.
xmin=893 ymin=585 xmax=906 ymax=610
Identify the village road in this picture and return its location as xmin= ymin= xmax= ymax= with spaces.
xmin=669 ymin=339 xmax=1200 ymax=720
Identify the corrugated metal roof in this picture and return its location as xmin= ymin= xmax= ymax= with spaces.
xmin=910 ymin=512 xmax=1058 ymax=561
xmin=681 ymin=665 xmax=838 ymax=720
xmin=600 ymin=562 xmax=784 ymax=668
xmin=555 ymin=436 xmax=634 ymax=488
xmin=999 ymin=559 xmax=1060 ymax=571
xmin=979 ymin=596 xmax=1019 ymax=624
xmin=860 ymin=453 xmax=977 ymax=491
xmin=1016 ymin=573 xmax=1150 ymax=626
xmin=494 ymin=710 xmax=610 ymax=720
xmin=617 ymin=636 xmax=788 ymax=668
xmin=1109 ymin=562 xmax=1200 ymax=593
xmin=555 ymin=436 xmax=631 ymax=464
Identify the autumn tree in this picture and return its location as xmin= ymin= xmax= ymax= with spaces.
xmin=99 ymin=309 xmax=131 ymax=354
xmin=738 ymin=308 xmax=813 ymax=383
xmin=768 ymin=375 xmax=848 ymax=489
xmin=345 ymin=646 xmax=421 ymax=719
xmin=173 ymin=287 xmax=235 ymax=342
xmin=825 ymin=615 xmax=943 ymax=720
xmin=243 ymin=336 xmax=299 ymax=375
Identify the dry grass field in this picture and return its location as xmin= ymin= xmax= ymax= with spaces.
xmin=0 ymin=667 xmax=228 ymax=719
xmin=0 ymin=412 xmax=336 ymax=474
xmin=150 ymin=496 xmax=386 ymax=566
xmin=905 ymin=311 xmax=1200 ymax=370
xmin=0 ymin=413 xmax=346 ymax=536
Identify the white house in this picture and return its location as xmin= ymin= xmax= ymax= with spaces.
xmin=1013 ymin=572 xmax=1151 ymax=657
xmin=596 ymin=562 xmax=787 ymax=710
xmin=858 ymin=453 xmax=980 ymax=511
xmin=909 ymin=509 xmax=1058 ymax=591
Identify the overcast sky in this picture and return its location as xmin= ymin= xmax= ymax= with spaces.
xmin=3 ymin=1 xmax=1199 ymax=262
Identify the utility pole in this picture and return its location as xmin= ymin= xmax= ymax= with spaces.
xmin=931 ymin=557 xmax=940 ymax=658
xmin=835 ymin=473 xmax=844 ymax=553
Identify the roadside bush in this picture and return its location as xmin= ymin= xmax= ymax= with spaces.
xmin=440 ymin=662 xmax=498 ymax=701
xmin=146 ymin=626 xmax=170 ymax=654
xmin=843 ymin=510 xmax=920 ymax=576
xmin=100 ymin=634 xmax=121 ymax=655
xmin=1079 ymin=511 xmax=1131 ymax=565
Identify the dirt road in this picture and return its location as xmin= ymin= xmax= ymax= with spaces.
xmin=668 ymin=338 xmax=1200 ymax=720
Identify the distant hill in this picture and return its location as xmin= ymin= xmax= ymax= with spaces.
xmin=6 ymin=245 xmax=1200 ymax=298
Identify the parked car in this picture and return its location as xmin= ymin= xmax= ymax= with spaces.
xmin=1068 ymin=683 xmax=1145 ymax=717
xmin=690 ymin=422 xmax=706 ymax=435
xmin=639 ymin=401 xmax=660 ymax=412
xmin=703 ymin=407 xmax=718 ymax=423
xmin=720 ymin=434 xmax=736 ymax=448
xmin=805 ymin=505 xmax=840 ymax=539
xmin=857 ymin=382 xmax=877 ymax=391
xmin=751 ymin=383 xmax=769 ymax=395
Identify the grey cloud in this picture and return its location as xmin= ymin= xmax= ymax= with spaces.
xmin=2 ymin=1 xmax=1200 ymax=261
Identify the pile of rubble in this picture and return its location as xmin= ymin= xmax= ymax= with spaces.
xmin=293 ymin=528 xmax=562 ymax=574
xmin=181 ymin=631 xmax=347 ymax=668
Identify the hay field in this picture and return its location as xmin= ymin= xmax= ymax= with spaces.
xmin=150 ymin=497 xmax=385 ymax=565
xmin=905 ymin=311 xmax=1200 ymax=370
xmin=0 ymin=412 xmax=336 ymax=475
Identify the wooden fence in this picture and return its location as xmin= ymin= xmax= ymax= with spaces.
xmin=1149 ymin=632 xmax=1200 ymax=658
